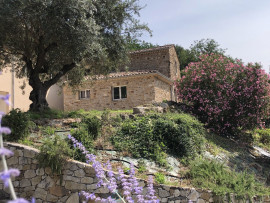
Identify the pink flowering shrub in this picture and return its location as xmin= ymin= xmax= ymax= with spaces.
xmin=176 ymin=54 xmax=270 ymax=135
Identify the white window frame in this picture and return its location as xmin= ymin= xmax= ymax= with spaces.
xmin=112 ymin=86 xmax=127 ymax=100
xmin=79 ymin=90 xmax=90 ymax=100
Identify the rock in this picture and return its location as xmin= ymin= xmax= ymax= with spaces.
xmin=133 ymin=106 xmax=146 ymax=114
xmin=197 ymin=199 xmax=206 ymax=203
xmin=49 ymin=186 xmax=69 ymax=197
xmin=20 ymin=179 xmax=31 ymax=187
xmin=187 ymin=189 xmax=200 ymax=201
xmin=65 ymin=181 xmax=86 ymax=190
xmin=200 ymin=192 xmax=211 ymax=201
xmin=24 ymin=149 xmax=36 ymax=158
xmin=34 ymin=188 xmax=47 ymax=200
xmin=31 ymin=176 xmax=42 ymax=186
xmin=66 ymin=193 xmax=79 ymax=203
xmin=47 ymin=194 xmax=58 ymax=202
xmin=24 ymin=170 xmax=36 ymax=179
xmin=36 ymin=168 xmax=45 ymax=176
xmin=159 ymin=189 xmax=170 ymax=198
xmin=74 ymin=169 xmax=85 ymax=177
xmin=81 ymin=177 xmax=94 ymax=184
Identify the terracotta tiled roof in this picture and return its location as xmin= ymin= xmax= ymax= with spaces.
xmin=86 ymin=70 xmax=173 ymax=83
xmin=129 ymin=44 xmax=175 ymax=54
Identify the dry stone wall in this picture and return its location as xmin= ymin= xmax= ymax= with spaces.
xmin=0 ymin=143 xmax=269 ymax=203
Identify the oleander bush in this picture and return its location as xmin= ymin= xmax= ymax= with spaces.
xmin=176 ymin=54 xmax=270 ymax=135
xmin=2 ymin=108 xmax=31 ymax=141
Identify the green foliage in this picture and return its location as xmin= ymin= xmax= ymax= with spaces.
xmin=189 ymin=158 xmax=270 ymax=198
xmin=41 ymin=126 xmax=56 ymax=136
xmin=189 ymin=38 xmax=226 ymax=60
xmin=70 ymin=127 xmax=94 ymax=162
xmin=155 ymin=172 xmax=166 ymax=184
xmin=82 ymin=116 xmax=101 ymax=140
xmin=175 ymin=45 xmax=196 ymax=71
xmin=0 ymin=0 xmax=150 ymax=111
xmin=112 ymin=116 xmax=165 ymax=163
xmin=254 ymin=128 xmax=270 ymax=145
xmin=27 ymin=109 xmax=67 ymax=120
xmin=36 ymin=135 xmax=72 ymax=175
xmin=2 ymin=109 xmax=30 ymax=141
xmin=166 ymin=113 xmax=206 ymax=156
xmin=127 ymin=39 xmax=156 ymax=51
xmin=112 ymin=113 xmax=206 ymax=165
xmin=137 ymin=160 xmax=147 ymax=173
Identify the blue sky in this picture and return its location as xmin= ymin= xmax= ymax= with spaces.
xmin=137 ymin=0 xmax=270 ymax=72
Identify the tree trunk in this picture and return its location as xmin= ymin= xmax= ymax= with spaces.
xmin=29 ymin=85 xmax=50 ymax=112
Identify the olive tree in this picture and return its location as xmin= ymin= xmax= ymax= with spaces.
xmin=0 ymin=0 xmax=150 ymax=111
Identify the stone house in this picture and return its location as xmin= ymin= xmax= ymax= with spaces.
xmin=63 ymin=44 xmax=180 ymax=111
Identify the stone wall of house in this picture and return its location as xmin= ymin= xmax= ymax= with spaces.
xmin=169 ymin=46 xmax=181 ymax=80
xmin=63 ymin=75 xmax=157 ymax=111
xmin=127 ymin=47 xmax=172 ymax=79
xmin=154 ymin=78 xmax=173 ymax=102
xmin=1 ymin=142 xmax=269 ymax=203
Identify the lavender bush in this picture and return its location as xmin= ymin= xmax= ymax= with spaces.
xmin=68 ymin=134 xmax=160 ymax=203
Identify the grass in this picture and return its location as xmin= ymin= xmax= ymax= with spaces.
xmin=189 ymin=157 xmax=270 ymax=198
xmin=27 ymin=108 xmax=133 ymax=120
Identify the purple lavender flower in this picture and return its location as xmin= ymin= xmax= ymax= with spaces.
xmin=0 ymin=147 xmax=14 ymax=156
xmin=0 ymin=127 xmax=11 ymax=135
xmin=0 ymin=169 xmax=20 ymax=187
xmin=8 ymin=198 xmax=34 ymax=203
xmin=145 ymin=176 xmax=159 ymax=202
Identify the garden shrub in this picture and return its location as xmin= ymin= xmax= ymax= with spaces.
xmin=70 ymin=127 xmax=94 ymax=162
xmin=82 ymin=116 xmax=101 ymax=140
xmin=176 ymin=54 xmax=270 ymax=135
xmin=157 ymin=113 xmax=206 ymax=157
xmin=154 ymin=172 xmax=166 ymax=184
xmin=112 ymin=116 xmax=167 ymax=165
xmin=189 ymin=158 xmax=270 ymax=198
xmin=36 ymin=135 xmax=72 ymax=175
xmin=112 ymin=113 xmax=206 ymax=164
xmin=2 ymin=108 xmax=31 ymax=141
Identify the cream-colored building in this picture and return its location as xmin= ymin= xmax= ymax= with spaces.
xmin=0 ymin=66 xmax=63 ymax=113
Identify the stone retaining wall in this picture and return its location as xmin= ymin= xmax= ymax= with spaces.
xmin=0 ymin=143 xmax=269 ymax=203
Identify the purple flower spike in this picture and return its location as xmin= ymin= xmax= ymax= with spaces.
xmin=0 ymin=127 xmax=11 ymax=135
xmin=0 ymin=169 xmax=20 ymax=187
xmin=8 ymin=198 xmax=32 ymax=203
xmin=0 ymin=147 xmax=14 ymax=156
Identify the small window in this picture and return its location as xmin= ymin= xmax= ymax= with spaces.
xmin=113 ymin=86 xmax=127 ymax=100
xmin=79 ymin=90 xmax=90 ymax=99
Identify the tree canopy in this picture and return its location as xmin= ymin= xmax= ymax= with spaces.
xmin=0 ymin=0 xmax=150 ymax=111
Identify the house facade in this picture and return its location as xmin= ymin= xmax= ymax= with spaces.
xmin=63 ymin=45 xmax=180 ymax=111
xmin=1 ymin=45 xmax=180 ymax=112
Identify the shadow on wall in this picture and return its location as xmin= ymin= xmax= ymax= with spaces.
xmin=46 ymin=85 xmax=64 ymax=111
